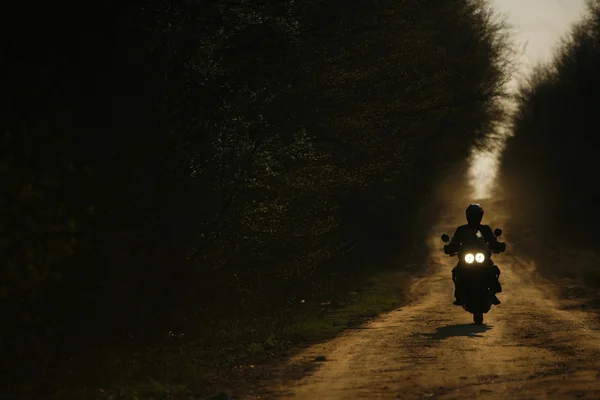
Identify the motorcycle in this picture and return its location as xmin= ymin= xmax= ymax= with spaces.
xmin=440 ymin=228 xmax=504 ymax=325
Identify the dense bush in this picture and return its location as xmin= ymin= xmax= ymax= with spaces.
xmin=1 ymin=0 xmax=511 ymax=393
xmin=500 ymin=0 xmax=600 ymax=245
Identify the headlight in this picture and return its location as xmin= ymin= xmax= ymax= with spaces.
xmin=464 ymin=253 xmax=475 ymax=264
xmin=475 ymin=253 xmax=485 ymax=263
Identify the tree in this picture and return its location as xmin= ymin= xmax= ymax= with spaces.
xmin=501 ymin=0 xmax=600 ymax=244
xmin=1 ymin=0 xmax=512 ymax=395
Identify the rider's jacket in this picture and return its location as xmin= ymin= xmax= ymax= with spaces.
xmin=445 ymin=223 xmax=505 ymax=254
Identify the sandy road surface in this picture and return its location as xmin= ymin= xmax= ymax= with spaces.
xmin=265 ymin=218 xmax=600 ymax=399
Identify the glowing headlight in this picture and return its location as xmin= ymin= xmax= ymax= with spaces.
xmin=464 ymin=253 xmax=475 ymax=264
xmin=475 ymin=253 xmax=485 ymax=263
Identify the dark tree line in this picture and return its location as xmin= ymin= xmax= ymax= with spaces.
xmin=501 ymin=0 xmax=600 ymax=247
xmin=1 ymin=0 xmax=511 ymax=395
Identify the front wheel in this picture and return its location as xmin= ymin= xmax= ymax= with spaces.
xmin=473 ymin=312 xmax=484 ymax=325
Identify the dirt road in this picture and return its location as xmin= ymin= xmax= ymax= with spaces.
xmin=265 ymin=217 xmax=600 ymax=399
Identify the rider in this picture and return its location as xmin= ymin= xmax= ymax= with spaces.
xmin=445 ymin=204 xmax=505 ymax=306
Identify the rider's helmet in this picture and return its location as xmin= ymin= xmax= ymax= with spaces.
xmin=466 ymin=204 xmax=484 ymax=226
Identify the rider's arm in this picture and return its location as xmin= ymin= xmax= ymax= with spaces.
xmin=445 ymin=226 xmax=463 ymax=254
xmin=481 ymin=225 xmax=505 ymax=253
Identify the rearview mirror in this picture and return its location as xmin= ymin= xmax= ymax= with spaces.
xmin=494 ymin=228 xmax=502 ymax=238
xmin=441 ymin=234 xmax=450 ymax=243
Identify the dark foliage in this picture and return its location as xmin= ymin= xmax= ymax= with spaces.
xmin=501 ymin=0 xmax=600 ymax=246
xmin=1 ymin=0 xmax=510 ymax=396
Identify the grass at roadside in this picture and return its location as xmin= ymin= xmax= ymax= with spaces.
xmin=508 ymin=224 xmax=600 ymax=308
xmin=538 ymin=247 xmax=600 ymax=314
xmin=44 ymin=263 xmax=423 ymax=400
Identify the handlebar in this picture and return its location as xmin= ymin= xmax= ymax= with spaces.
xmin=444 ymin=243 xmax=504 ymax=256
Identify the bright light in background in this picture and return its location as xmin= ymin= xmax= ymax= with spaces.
xmin=468 ymin=128 xmax=509 ymax=199
xmin=468 ymin=0 xmax=587 ymax=199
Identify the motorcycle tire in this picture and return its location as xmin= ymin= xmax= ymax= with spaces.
xmin=473 ymin=312 xmax=484 ymax=325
